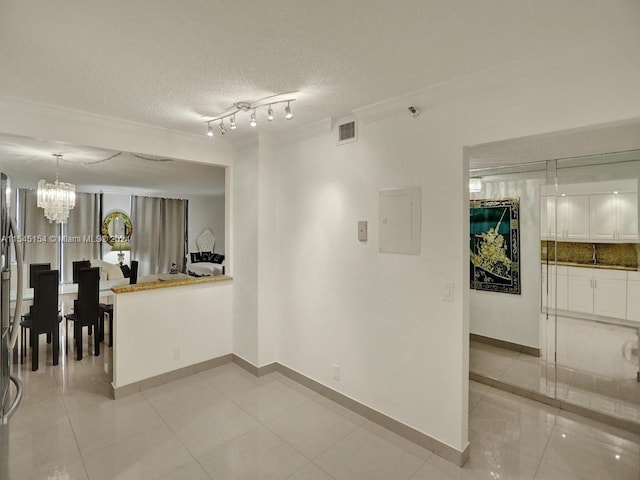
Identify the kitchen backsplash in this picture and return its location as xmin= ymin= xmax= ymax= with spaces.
xmin=541 ymin=241 xmax=639 ymax=269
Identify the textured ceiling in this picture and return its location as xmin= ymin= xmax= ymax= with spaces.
xmin=3 ymin=1 xmax=638 ymax=136
xmin=0 ymin=0 xmax=639 ymax=188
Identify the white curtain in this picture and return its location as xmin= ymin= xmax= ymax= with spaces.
xmin=62 ymin=193 xmax=100 ymax=283
xmin=18 ymin=188 xmax=60 ymax=270
xmin=131 ymin=196 xmax=187 ymax=275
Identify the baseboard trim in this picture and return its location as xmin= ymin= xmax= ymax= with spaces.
xmin=232 ymin=358 xmax=469 ymax=467
xmin=231 ymin=354 xmax=278 ymax=377
xmin=470 ymin=333 xmax=540 ymax=357
xmin=113 ymin=353 xmax=469 ymax=467
xmin=470 ymin=372 xmax=640 ymax=435
xmin=111 ymin=353 xmax=234 ymax=399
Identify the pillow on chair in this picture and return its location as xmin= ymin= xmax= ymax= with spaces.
xmin=191 ymin=252 xmax=214 ymax=263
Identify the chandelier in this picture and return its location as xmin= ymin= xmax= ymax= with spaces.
xmin=37 ymin=153 xmax=76 ymax=223
xmin=205 ymin=92 xmax=297 ymax=137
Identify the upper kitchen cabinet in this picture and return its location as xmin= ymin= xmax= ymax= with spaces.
xmin=541 ymin=180 xmax=638 ymax=242
xmin=540 ymin=194 xmax=589 ymax=241
xmin=589 ymin=192 xmax=638 ymax=241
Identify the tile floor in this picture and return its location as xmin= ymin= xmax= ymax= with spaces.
xmin=6 ymin=335 xmax=640 ymax=479
xmin=470 ymin=314 xmax=640 ymax=423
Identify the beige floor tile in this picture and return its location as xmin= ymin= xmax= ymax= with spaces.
xmin=82 ymin=424 xmax=193 ymax=480
xmin=9 ymin=394 xmax=68 ymax=435
xmin=539 ymin=427 xmax=640 ymax=480
xmin=469 ymin=401 xmax=554 ymax=460
xmin=8 ymin=417 xmax=81 ymax=479
xmin=312 ymin=395 xmax=367 ymax=426
xmin=197 ymin=426 xmax=307 ymax=480
xmin=165 ymin=399 xmax=261 ymax=457
xmin=266 ymin=400 xmax=360 ymax=459
xmin=286 ymin=462 xmax=337 ymax=480
xmin=68 ymin=393 xmax=164 ymax=454
xmin=198 ymin=365 xmax=267 ymax=398
xmin=142 ymin=375 xmax=226 ymax=421
xmin=313 ymin=427 xmax=425 ymax=480
xmin=427 ymin=442 xmax=540 ymax=479
xmin=158 ymin=460 xmax=211 ymax=480
xmin=232 ymin=380 xmax=312 ymax=423
xmin=360 ymin=420 xmax=433 ymax=461
xmin=533 ymin=462 xmax=581 ymax=480
xmin=26 ymin=458 xmax=89 ymax=480
xmin=409 ymin=461 xmax=460 ymax=480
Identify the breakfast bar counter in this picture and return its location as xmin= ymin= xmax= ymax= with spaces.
xmin=110 ymin=274 xmax=233 ymax=398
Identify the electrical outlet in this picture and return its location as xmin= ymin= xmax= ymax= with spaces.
xmin=173 ymin=347 xmax=181 ymax=360
xmin=333 ymin=364 xmax=340 ymax=381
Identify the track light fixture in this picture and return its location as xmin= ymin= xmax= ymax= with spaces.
xmin=203 ymin=92 xmax=297 ymax=136
xmin=285 ymin=101 xmax=293 ymax=120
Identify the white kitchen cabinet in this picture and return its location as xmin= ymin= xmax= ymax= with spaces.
xmin=541 ymin=265 xmax=568 ymax=310
xmin=589 ymin=194 xmax=616 ymax=240
xmin=564 ymin=267 xmax=627 ymax=319
xmin=589 ymin=192 xmax=638 ymax=241
xmin=626 ymin=271 xmax=640 ymax=322
xmin=592 ymin=269 xmax=627 ymax=319
xmin=563 ymin=195 xmax=590 ymax=240
xmin=567 ymin=267 xmax=594 ymax=314
xmin=616 ymin=192 xmax=638 ymax=241
xmin=540 ymin=195 xmax=589 ymax=240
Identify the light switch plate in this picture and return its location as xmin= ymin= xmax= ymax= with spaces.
xmin=442 ymin=281 xmax=454 ymax=302
xmin=358 ymin=221 xmax=367 ymax=241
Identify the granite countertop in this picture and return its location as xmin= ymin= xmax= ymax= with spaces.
xmin=540 ymin=261 xmax=637 ymax=272
xmin=111 ymin=274 xmax=232 ymax=294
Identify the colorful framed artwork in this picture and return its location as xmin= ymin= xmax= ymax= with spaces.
xmin=470 ymin=198 xmax=520 ymax=294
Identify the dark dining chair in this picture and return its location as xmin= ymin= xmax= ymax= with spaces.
xmin=64 ymin=267 xmax=100 ymax=360
xmin=29 ymin=263 xmax=51 ymax=288
xmin=72 ymin=260 xmax=91 ymax=284
xmin=21 ymin=262 xmax=53 ymax=355
xmin=71 ymin=259 xmax=92 ymax=335
xmin=20 ymin=269 xmax=62 ymax=371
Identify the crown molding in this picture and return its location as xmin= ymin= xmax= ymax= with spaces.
xmin=273 ymin=118 xmax=332 ymax=148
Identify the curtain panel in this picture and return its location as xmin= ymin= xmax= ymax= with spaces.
xmin=18 ymin=188 xmax=60 ymax=270
xmin=131 ymin=196 xmax=187 ymax=275
xmin=62 ymin=193 xmax=101 ymax=283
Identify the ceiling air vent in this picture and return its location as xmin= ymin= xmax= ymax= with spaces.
xmin=337 ymin=120 xmax=357 ymax=145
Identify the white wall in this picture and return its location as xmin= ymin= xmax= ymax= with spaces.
xmin=231 ymin=145 xmax=259 ymax=365
xmin=270 ymin=34 xmax=640 ymax=454
xmin=470 ymin=179 xmax=544 ymax=349
xmin=187 ymin=194 xmax=225 ymax=254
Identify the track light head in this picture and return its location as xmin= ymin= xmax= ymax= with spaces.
xmin=267 ymin=105 xmax=274 ymax=122
xmin=219 ymin=120 xmax=227 ymax=135
xmin=408 ymin=106 xmax=420 ymax=118
xmin=206 ymin=122 xmax=214 ymax=137
xmin=250 ymin=110 xmax=257 ymax=127
xmin=285 ymin=101 xmax=293 ymax=120
xmin=229 ymin=115 xmax=237 ymax=129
